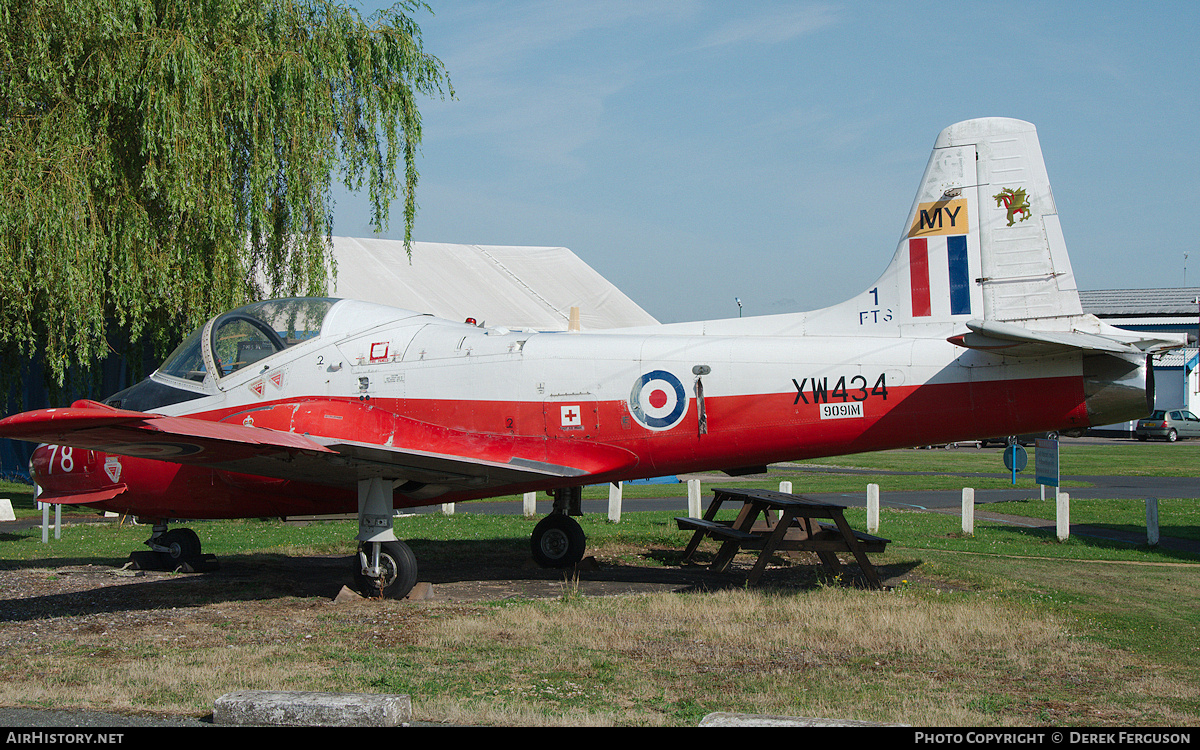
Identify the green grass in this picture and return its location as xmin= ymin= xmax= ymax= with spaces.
xmin=985 ymin=497 xmax=1200 ymax=542
xmin=572 ymin=442 xmax=1200 ymax=498
xmin=2 ymin=499 xmax=1200 ymax=724
xmin=0 ymin=480 xmax=37 ymax=518
xmin=790 ymin=441 xmax=1200 ymax=477
xmin=3 ymin=442 xmax=1200 ymax=724
xmin=5 ymin=497 xmax=1195 ymax=566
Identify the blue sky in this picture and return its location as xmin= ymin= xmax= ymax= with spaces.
xmin=334 ymin=1 xmax=1200 ymax=324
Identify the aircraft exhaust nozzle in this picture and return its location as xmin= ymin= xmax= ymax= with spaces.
xmin=1082 ymin=353 xmax=1154 ymax=427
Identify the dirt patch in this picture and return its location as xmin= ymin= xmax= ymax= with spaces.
xmin=0 ymin=541 xmax=919 ymax=725
xmin=0 ymin=543 xmax=908 ymax=618
xmin=0 ymin=516 xmax=915 ymax=675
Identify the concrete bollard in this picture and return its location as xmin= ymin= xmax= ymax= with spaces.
xmin=213 ymin=690 xmax=411 ymax=727
xmin=440 ymin=503 xmax=454 ymax=515
xmin=776 ymin=481 xmax=793 ymax=523
xmin=607 ymin=482 xmax=623 ymax=523
xmin=867 ymin=483 xmax=879 ymax=534
xmin=41 ymin=504 xmax=61 ymax=542
xmin=961 ymin=487 xmax=974 ymax=535
xmin=523 ymin=492 xmax=537 ymax=517
xmin=0 ymin=499 xmax=13 ymax=522
xmin=1056 ymin=491 xmax=1070 ymax=541
xmin=688 ymin=478 xmax=701 ymax=517
xmin=1146 ymin=498 xmax=1159 ymax=547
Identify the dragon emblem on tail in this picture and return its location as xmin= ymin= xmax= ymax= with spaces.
xmin=993 ymin=187 xmax=1031 ymax=226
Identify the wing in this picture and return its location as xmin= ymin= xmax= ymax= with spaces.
xmin=0 ymin=400 xmax=639 ymax=494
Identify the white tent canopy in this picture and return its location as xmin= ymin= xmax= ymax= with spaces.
xmin=327 ymin=238 xmax=658 ymax=331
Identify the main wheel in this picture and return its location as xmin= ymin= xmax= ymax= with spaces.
xmin=530 ymin=514 xmax=586 ymax=568
xmin=353 ymin=540 xmax=418 ymax=599
xmin=158 ymin=528 xmax=201 ymax=564
xmin=1167 ymin=429 xmax=1178 ymax=442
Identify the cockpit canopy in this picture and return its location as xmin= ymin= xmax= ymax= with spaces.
xmin=106 ymin=297 xmax=430 ymax=412
xmin=159 ymin=298 xmax=338 ymax=383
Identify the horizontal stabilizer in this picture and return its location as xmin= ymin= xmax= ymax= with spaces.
xmin=949 ymin=319 xmax=1186 ymax=358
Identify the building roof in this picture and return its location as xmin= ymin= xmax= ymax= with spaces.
xmin=327 ymin=238 xmax=659 ymax=331
xmin=1155 ymin=347 xmax=1198 ymax=368
xmin=1080 ymin=288 xmax=1200 ymax=316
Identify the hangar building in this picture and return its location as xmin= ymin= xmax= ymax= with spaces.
xmin=1080 ymin=288 xmax=1200 ymax=433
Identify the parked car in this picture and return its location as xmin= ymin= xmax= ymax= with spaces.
xmin=1135 ymin=410 xmax=1200 ymax=442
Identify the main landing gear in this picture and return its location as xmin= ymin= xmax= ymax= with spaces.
xmin=353 ymin=481 xmax=588 ymax=597
xmin=530 ymin=487 xmax=587 ymax=569
xmin=129 ymin=522 xmax=218 ymax=572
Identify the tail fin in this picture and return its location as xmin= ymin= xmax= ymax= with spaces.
xmin=915 ymin=118 xmax=1180 ymax=354
xmin=903 ymin=117 xmax=1080 ymax=323
xmin=780 ymin=117 xmax=1083 ymax=336
xmin=818 ymin=118 xmax=1179 ymax=351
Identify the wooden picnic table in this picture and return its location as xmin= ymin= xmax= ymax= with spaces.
xmin=676 ymin=487 xmax=889 ymax=588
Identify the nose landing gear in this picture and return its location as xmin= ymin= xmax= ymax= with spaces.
xmin=354 ymin=539 xmax=418 ymax=599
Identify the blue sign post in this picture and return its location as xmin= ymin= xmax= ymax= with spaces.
xmin=1003 ymin=443 xmax=1028 ymax=485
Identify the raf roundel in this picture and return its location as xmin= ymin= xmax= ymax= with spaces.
xmin=629 ymin=370 xmax=688 ymax=431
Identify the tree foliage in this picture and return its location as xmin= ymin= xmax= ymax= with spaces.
xmin=0 ymin=0 xmax=451 ymax=388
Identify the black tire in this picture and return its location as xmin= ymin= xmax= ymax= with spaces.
xmin=1168 ymin=429 xmax=1178 ymax=443
xmin=159 ymin=528 xmax=201 ymax=563
xmin=353 ymin=540 xmax=418 ymax=599
xmin=530 ymin=514 xmax=586 ymax=568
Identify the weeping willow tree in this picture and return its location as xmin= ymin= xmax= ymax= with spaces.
xmin=0 ymin=0 xmax=451 ymax=393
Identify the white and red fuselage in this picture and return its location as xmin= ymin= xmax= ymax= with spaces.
xmin=22 ymin=316 xmax=1092 ymax=520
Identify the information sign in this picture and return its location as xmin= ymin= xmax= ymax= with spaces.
xmin=1035 ymin=438 xmax=1060 ymax=487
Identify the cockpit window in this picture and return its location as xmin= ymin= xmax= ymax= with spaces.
xmin=245 ymin=297 xmax=337 ymax=345
xmin=158 ymin=326 xmax=207 ymax=382
xmin=211 ymin=298 xmax=337 ymax=377
xmin=212 ymin=315 xmax=287 ymax=376
xmin=157 ymin=298 xmax=339 ymax=383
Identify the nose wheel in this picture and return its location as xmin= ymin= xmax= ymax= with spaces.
xmin=354 ymin=540 xmax=418 ymax=599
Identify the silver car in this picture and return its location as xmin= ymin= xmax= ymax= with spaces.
xmin=1135 ymin=410 xmax=1200 ymax=442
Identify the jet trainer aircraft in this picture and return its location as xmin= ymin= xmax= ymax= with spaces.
xmin=0 ymin=118 xmax=1184 ymax=598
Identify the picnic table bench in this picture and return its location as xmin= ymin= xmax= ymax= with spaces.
xmin=675 ymin=487 xmax=889 ymax=588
